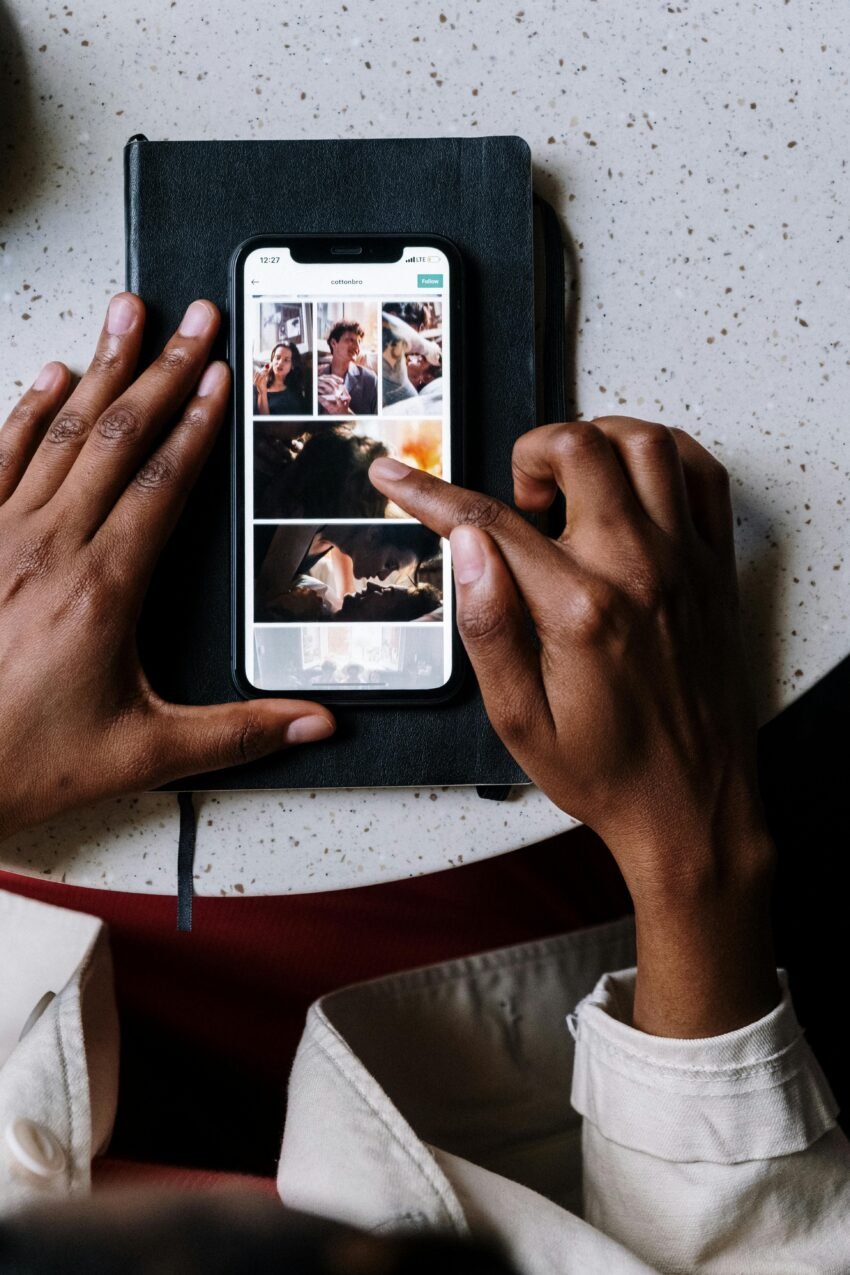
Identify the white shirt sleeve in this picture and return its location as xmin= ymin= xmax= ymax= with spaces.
xmin=569 ymin=968 xmax=850 ymax=1272
xmin=0 ymin=891 xmax=118 ymax=1214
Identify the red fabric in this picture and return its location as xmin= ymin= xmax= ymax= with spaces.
xmin=0 ymin=827 xmax=630 ymax=1174
xmin=92 ymin=1157 xmax=281 ymax=1198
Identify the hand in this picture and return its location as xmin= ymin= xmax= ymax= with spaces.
xmin=317 ymin=374 xmax=352 ymax=415
xmin=422 ymin=340 xmax=441 ymax=368
xmin=370 ymin=420 xmax=780 ymax=1035
xmin=0 ymin=294 xmax=335 ymax=841
xmin=253 ymin=367 xmax=270 ymax=412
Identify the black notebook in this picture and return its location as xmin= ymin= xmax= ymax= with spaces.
xmin=125 ymin=135 xmax=540 ymax=790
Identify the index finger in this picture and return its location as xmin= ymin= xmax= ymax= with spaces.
xmin=13 ymin=293 xmax=146 ymax=511
xmin=58 ymin=299 xmax=220 ymax=536
xmin=367 ymin=457 xmax=573 ymax=611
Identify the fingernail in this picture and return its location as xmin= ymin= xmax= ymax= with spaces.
xmin=370 ymin=456 xmax=411 ymax=482
xmin=33 ymin=361 xmax=64 ymax=391
xmin=197 ymin=362 xmax=228 ymax=397
xmin=179 ymin=300 xmax=214 ymax=337
xmin=450 ymin=526 xmax=485 ymax=584
xmin=285 ymin=715 xmax=335 ymax=745
xmin=107 ymin=295 xmax=137 ymax=335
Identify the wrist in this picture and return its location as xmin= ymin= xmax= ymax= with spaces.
xmin=605 ymin=790 xmax=776 ymax=909
xmin=632 ymin=872 xmax=780 ymax=1038
xmin=622 ymin=810 xmax=779 ymax=1038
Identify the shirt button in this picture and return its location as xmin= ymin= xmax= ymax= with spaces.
xmin=4 ymin=1118 xmax=67 ymax=1179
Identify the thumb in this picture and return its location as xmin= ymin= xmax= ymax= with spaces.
xmin=449 ymin=525 xmax=554 ymax=759
xmin=150 ymin=698 xmax=336 ymax=785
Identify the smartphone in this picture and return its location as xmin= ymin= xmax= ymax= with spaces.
xmin=229 ymin=234 xmax=464 ymax=704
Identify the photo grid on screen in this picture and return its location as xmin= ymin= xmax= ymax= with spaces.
xmin=250 ymin=292 xmax=449 ymax=690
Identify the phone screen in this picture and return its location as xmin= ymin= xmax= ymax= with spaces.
xmin=237 ymin=243 xmax=455 ymax=696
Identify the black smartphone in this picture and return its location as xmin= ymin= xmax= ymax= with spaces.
xmin=229 ymin=234 xmax=464 ymax=705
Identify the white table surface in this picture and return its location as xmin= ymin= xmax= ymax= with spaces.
xmin=1 ymin=0 xmax=847 ymax=895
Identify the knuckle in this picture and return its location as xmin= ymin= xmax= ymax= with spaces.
xmin=0 ymin=446 xmax=13 ymax=475
xmin=458 ymin=496 xmax=506 ymax=532
xmin=621 ymin=423 xmax=675 ymax=455
xmin=158 ymin=345 xmax=193 ymax=376
xmin=8 ymin=399 xmax=40 ymax=431
xmin=549 ymin=422 xmax=604 ymax=461
xmin=181 ymin=404 xmax=210 ymax=431
xmin=458 ymin=594 xmax=507 ymax=643
xmin=565 ymin=580 xmax=616 ymax=644
xmin=45 ymin=411 xmax=88 ymax=446
xmin=492 ymin=696 xmax=538 ymax=747
xmin=96 ymin=405 xmax=144 ymax=445
xmin=225 ymin=715 xmax=268 ymax=766
xmin=89 ymin=343 xmax=123 ymax=374
xmin=513 ymin=424 xmax=552 ymax=459
xmin=593 ymin=414 xmax=641 ymax=430
xmin=134 ymin=452 xmax=177 ymax=492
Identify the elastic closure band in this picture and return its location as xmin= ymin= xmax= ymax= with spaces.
xmin=177 ymin=791 xmax=197 ymax=932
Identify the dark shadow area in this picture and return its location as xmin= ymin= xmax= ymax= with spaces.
xmin=0 ymin=1194 xmax=519 ymax=1275
xmin=763 ymin=651 xmax=850 ymax=1130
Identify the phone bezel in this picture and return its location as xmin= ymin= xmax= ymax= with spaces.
xmin=229 ymin=233 xmax=466 ymax=707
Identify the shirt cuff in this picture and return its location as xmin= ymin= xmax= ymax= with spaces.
xmin=568 ymin=968 xmax=838 ymax=1164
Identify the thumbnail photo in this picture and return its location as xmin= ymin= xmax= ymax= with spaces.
xmin=382 ymin=301 xmax=443 ymax=416
xmin=253 ymin=418 xmax=443 ymax=520
xmin=253 ymin=623 xmax=445 ymax=690
xmin=316 ymin=302 xmax=380 ymax=416
xmin=251 ymin=301 xmax=313 ymax=416
xmin=254 ymin=523 xmax=443 ymax=624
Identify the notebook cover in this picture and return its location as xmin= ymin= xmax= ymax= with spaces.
xmin=124 ymin=136 xmax=533 ymax=790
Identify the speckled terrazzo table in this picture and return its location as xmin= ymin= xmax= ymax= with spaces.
xmin=1 ymin=0 xmax=847 ymax=894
